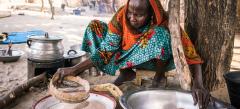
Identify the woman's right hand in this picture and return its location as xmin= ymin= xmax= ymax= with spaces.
xmin=55 ymin=67 xmax=75 ymax=84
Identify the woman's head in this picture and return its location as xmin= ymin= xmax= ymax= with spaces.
xmin=127 ymin=0 xmax=152 ymax=30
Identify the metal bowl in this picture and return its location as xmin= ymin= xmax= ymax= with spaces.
xmin=33 ymin=92 xmax=116 ymax=109
xmin=120 ymin=89 xmax=235 ymax=109
xmin=0 ymin=49 xmax=23 ymax=62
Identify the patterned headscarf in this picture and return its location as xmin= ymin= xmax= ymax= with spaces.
xmin=108 ymin=0 xmax=168 ymax=50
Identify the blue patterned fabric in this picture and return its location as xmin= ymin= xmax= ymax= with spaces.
xmin=82 ymin=20 xmax=174 ymax=75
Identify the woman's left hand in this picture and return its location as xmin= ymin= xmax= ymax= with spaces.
xmin=191 ymin=81 xmax=211 ymax=109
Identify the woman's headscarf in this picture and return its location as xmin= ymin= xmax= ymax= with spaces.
xmin=108 ymin=0 xmax=203 ymax=64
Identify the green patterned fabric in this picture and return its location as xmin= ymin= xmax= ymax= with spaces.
xmin=81 ymin=20 xmax=174 ymax=75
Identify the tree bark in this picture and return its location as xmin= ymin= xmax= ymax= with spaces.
xmin=168 ymin=0 xmax=191 ymax=90
xmin=48 ymin=0 xmax=55 ymax=20
xmin=185 ymin=0 xmax=237 ymax=90
xmin=238 ymin=1 xmax=240 ymax=19
xmin=237 ymin=0 xmax=240 ymax=31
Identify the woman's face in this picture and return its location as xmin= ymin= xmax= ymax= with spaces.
xmin=127 ymin=0 xmax=150 ymax=29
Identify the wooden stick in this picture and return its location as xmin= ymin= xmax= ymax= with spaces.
xmin=168 ymin=0 xmax=192 ymax=90
xmin=0 ymin=73 xmax=46 ymax=108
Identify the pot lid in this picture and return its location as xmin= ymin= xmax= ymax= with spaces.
xmin=64 ymin=50 xmax=86 ymax=59
xmin=28 ymin=33 xmax=63 ymax=41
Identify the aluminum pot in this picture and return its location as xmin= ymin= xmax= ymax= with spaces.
xmin=27 ymin=33 xmax=64 ymax=62
xmin=120 ymin=89 xmax=236 ymax=109
xmin=64 ymin=49 xmax=86 ymax=67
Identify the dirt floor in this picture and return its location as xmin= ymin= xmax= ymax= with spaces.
xmin=0 ymin=6 xmax=117 ymax=109
xmin=0 ymin=4 xmax=240 ymax=109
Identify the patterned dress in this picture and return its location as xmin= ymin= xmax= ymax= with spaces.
xmin=81 ymin=0 xmax=203 ymax=75
xmin=82 ymin=20 xmax=174 ymax=75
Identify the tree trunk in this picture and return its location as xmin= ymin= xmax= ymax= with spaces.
xmin=237 ymin=0 xmax=240 ymax=31
xmin=238 ymin=1 xmax=240 ymax=19
xmin=81 ymin=0 xmax=88 ymax=6
xmin=28 ymin=0 xmax=34 ymax=3
xmin=48 ymin=0 xmax=55 ymax=20
xmin=64 ymin=0 xmax=69 ymax=6
xmin=168 ymin=0 xmax=191 ymax=90
xmin=40 ymin=0 xmax=44 ymax=12
xmin=185 ymin=0 xmax=237 ymax=90
xmin=159 ymin=0 xmax=170 ymax=11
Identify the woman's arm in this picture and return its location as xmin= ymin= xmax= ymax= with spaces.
xmin=190 ymin=64 xmax=211 ymax=109
xmin=190 ymin=64 xmax=204 ymax=88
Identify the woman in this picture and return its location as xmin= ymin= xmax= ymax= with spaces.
xmin=56 ymin=0 xmax=210 ymax=108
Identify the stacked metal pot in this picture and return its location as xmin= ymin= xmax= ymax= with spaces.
xmin=27 ymin=32 xmax=86 ymax=66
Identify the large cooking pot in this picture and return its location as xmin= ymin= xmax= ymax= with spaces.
xmin=27 ymin=33 xmax=64 ymax=62
xmin=120 ymin=89 xmax=236 ymax=109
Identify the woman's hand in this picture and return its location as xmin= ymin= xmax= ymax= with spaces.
xmin=192 ymin=81 xmax=211 ymax=109
xmin=190 ymin=64 xmax=214 ymax=109
xmin=55 ymin=67 xmax=75 ymax=84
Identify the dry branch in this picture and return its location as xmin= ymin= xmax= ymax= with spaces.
xmin=0 ymin=73 xmax=46 ymax=108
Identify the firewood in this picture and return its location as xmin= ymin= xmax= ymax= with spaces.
xmin=0 ymin=73 xmax=46 ymax=108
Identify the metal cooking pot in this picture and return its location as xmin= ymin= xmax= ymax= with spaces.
xmin=27 ymin=33 xmax=64 ymax=62
xmin=120 ymin=89 xmax=236 ymax=109
xmin=64 ymin=50 xmax=86 ymax=67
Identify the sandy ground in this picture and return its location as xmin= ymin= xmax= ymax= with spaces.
xmin=0 ymin=4 xmax=240 ymax=109
xmin=0 ymin=6 xmax=112 ymax=94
